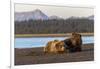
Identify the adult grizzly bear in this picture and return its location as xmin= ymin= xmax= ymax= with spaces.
xmin=44 ymin=40 xmax=65 ymax=54
xmin=63 ymin=32 xmax=82 ymax=52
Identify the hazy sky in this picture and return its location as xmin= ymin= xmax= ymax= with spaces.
xmin=15 ymin=3 xmax=94 ymax=18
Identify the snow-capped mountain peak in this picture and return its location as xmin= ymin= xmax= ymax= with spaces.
xmin=15 ymin=9 xmax=48 ymax=21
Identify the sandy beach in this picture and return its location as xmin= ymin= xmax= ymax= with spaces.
xmin=15 ymin=33 xmax=94 ymax=38
xmin=15 ymin=43 xmax=94 ymax=65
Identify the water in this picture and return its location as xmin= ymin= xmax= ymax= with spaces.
xmin=15 ymin=36 xmax=94 ymax=48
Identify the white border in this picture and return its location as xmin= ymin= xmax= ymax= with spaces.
xmin=10 ymin=0 xmax=14 ymax=68
xmin=10 ymin=0 xmax=95 ymax=69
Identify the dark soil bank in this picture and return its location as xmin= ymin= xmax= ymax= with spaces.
xmin=15 ymin=44 xmax=94 ymax=65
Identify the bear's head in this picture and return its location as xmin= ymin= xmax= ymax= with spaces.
xmin=55 ymin=41 xmax=65 ymax=53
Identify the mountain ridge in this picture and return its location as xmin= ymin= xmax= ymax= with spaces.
xmin=15 ymin=9 xmax=94 ymax=21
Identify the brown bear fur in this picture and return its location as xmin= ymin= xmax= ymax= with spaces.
xmin=44 ymin=40 xmax=65 ymax=54
xmin=63 ymin=32 xmax=82 ymax=52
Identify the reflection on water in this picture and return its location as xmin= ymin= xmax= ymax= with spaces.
xmin=15 ymin=36 xmax=94 ymax=48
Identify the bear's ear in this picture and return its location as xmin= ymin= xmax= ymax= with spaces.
xmin=54 ymin=39 xmax=59 ymax=42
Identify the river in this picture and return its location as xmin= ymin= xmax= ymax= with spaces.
xmin=15 ymin=36 xmax=94 ymax=48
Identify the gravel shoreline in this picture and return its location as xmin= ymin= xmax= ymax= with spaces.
xmin=15 ymin=43 xmax=94 ymax=65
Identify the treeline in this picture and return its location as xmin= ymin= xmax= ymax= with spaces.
xmin=15 ymin=19 xmax=94 ymax=34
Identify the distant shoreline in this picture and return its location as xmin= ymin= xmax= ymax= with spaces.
xmin=15 ymin=33 xmax=94 ymax=38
